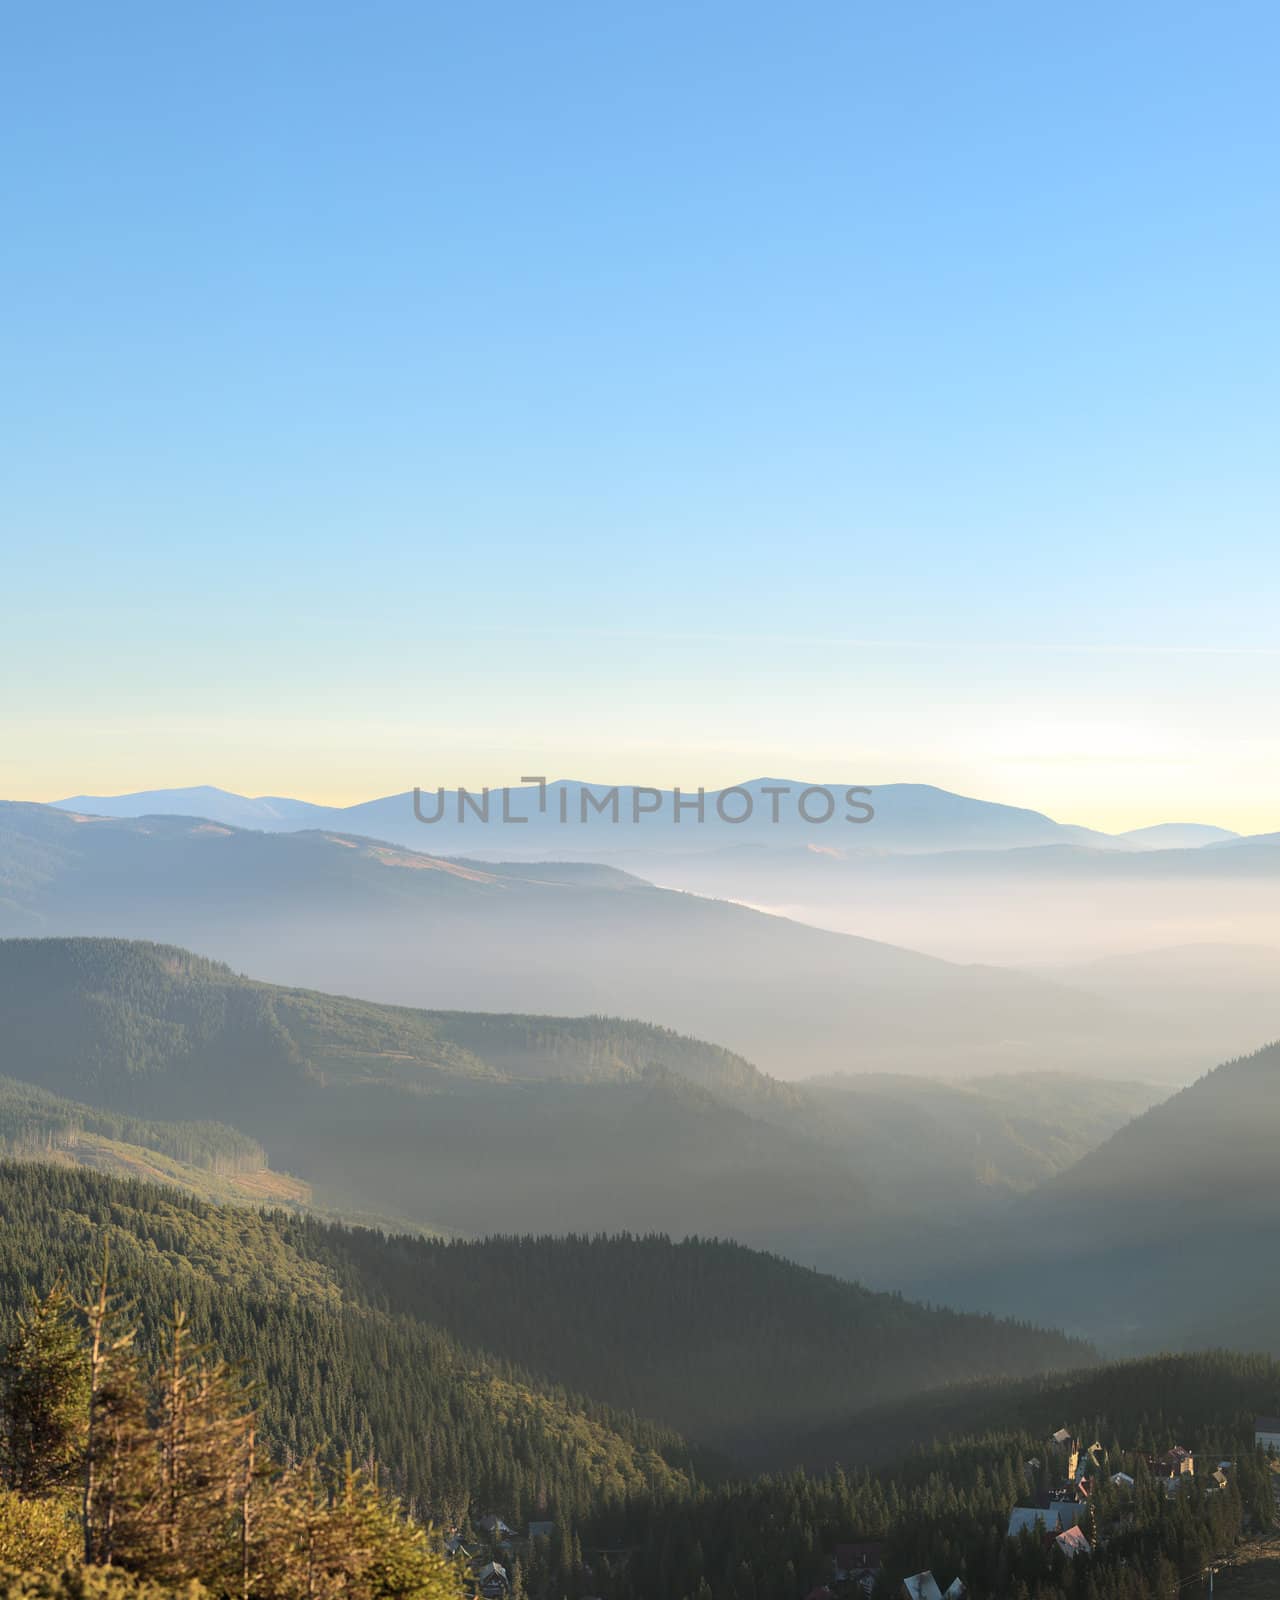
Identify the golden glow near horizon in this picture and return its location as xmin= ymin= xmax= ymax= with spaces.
xmin=6 ymin=723 xmax=1278 ymax=836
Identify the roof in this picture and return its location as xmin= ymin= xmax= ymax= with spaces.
xmin=1008 ymin=1505 xmax=1080 ymax=1539
xmin=902 ymin=1575 xmax=944 ymax=1600
xmin=1055 ymin=1527 xmax=1092 ymax=1559
xmin=943 ymin=1582 xmax=967 ymax=1600
xmin=478 ymin=1564 xmax=507 ymax=1582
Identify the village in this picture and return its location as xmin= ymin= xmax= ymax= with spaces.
xmin=802 ymin=1419 xmax=1280 ymax=1600
xmin=442 ymin=1418 xmax=1280 ymax=1600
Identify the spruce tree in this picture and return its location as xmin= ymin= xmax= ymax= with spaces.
xmin=2 ymin=1282 xmax=88 ymax=1497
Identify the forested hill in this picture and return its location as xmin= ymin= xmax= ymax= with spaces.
xmin=0 ymin=1160 xmax=697 ymax=1528
xmin=0 ymin=801 xmax=1145 ymax=1083
xmin=0 ymin=935 xmax=784 ymax=1109
xmin=898 ymin=1040 xmax=1280 ymax=1355
xmin=0 ymin=1161 xmax=1089 ymax=1479
xmin=0 ymin=1162 xmax=1273 ymax=1600
xmin=295 ymin=1230 xmax=1095 ymax=1452
xmin=0 ymin=938 xmax=1157 ymax=1264
xmin=0 ymin=1074 xmax=313 ymax=1210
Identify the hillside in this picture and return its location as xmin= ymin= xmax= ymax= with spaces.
xmin=0 ymin=1074 xmax=313 ymax=1207
xmin=0 ymin=1160 xmax=697 ymax=1525
xmin=0 ymin=937 xmax=1158 ymax=1267
xmin=0 ymin=1164 xmax=1264 ymax=1600
xmin=898 ymin=1041 xmax=1280 ymax=1354
xmin=0 ymin=800 xmax=1162 ymax=1080
xmin=786 ymin=1347 xmax=1280 ymax=1470
xmin=0 ymin=1163 xmax=1089 ymax=1473
xmin=295 ymin=1231 xmax=1095 ymax=1453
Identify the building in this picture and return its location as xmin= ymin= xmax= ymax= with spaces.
xmin=834 ymin=1542 xmax=883 ymax=1587
xmin=901 ymin=1575 xmax=943 ymax=1600
xmin=1155 ymin=1446 xmax=1195 ymax=1477
xmin=478 ymin=1516 xmax=515 ymax=1538
xmin=1007 ymin=1504 xmax=1083 ymax=1539
xmin=1111 ymin=1472 xmax=1135 ymax=1491
xmin=477 ymin=1563 xmax=509 ymax=1599
xmin=1055 ymin=1527 xmax=1092 ymax=1560
xmin=1255 ymin=1417 xmax=1280 ymax=1453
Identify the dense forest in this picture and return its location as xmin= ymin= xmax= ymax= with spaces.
xmin=0 ymin=1162 xmax=1093 ymax=1467
xmin=0 ymin=1162 xmax=1274 ymax=1600
xmin=286 ymin=1231 xmax=1094 ymax=1452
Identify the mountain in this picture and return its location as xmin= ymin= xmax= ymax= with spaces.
xmin=53 ymin=779 xmax=1127 ymax=856
xmin=0 ymin=1162 xmax=1089 ymax=1471
xmin=794 ymin=1071 xmax=1165 ymax=1212
xmin=1119 ymin=822 xmax=1240 ymax=849
xmin=0 ymin=801 xmax=1166 ymax=1081
xmin=897 ymin=1039 xmax=1280 ymax=1356
xmin=55 ymin=785 xmax=335 ymax=831
xmin=0 ymin=937 xmax=1159 ymax=1269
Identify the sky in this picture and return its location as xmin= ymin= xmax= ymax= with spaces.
xmin=4 ymin=1 xmax=1279 ymax=830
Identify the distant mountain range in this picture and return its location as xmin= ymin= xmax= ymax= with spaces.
xmin=0 ymin=936 xmax=1159 ymax=1266
xmin=47 ymin=782 xmax=1279 ymax=971
xmin=0 ymin=800 xmax=1246 ymax=1081
xmin=52 ymin=779 xmax=1244 ymax=856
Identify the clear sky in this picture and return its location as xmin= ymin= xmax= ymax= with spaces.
xmin=4 ymin=2 xmax=1279 ymax=830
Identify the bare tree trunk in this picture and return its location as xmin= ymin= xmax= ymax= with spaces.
xmin=82 ymin=1243 xmax=111 ymax=1564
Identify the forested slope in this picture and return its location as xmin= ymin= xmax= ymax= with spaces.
xmin=292 ymin=1230 xmax=1094 ymax=1451
xmin=0 ymin=938 xmax=1158 ymax=1265
xmin=0 ymin=1163 xmax=695 ymax=1526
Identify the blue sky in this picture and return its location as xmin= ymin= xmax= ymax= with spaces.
xmin=4 ymin=2 xmax=1279 ymax=827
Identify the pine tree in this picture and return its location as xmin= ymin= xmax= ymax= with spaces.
xmin=2 ymin=1282 xmax=88 ymax=1496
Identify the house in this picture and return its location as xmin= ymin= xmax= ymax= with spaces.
xmin=901 ymin=1575 xmax=943 ymax=1600
xmin=528 ymin=1521 xmax=555 ymax=1542
xmin=1255 ymin=1417 xmax=1280 ymax=1453
xmin=1055 ymin=1527 xmax=1092 ymax=1560
xmin=1111 ymin=1472 xmax=1135 ymax=1491
xmin=1155 ymin=1446 xmax=1195 ymax=1477
xmin=443 ymin=1535 xmax=472 ymax=1559
xmin=942 ymin=1582 xmax=967 ymax=1600
xmin=477 ymin=1563 xmax=509 ymax=1599
xmin=834 ymin=1542 xmax=883 ymax=1584
xmin=1050 ymin=1428 xmax=1074 ymax=1448
xmin=478 ymin=1516 xmax=515 ymax=1538
xmin=1007 ymin=1504 xmax=1082 ymax=1540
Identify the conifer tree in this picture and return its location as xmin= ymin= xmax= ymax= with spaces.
xmin=2 ymin=1283 xmax=88 ymax=1497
